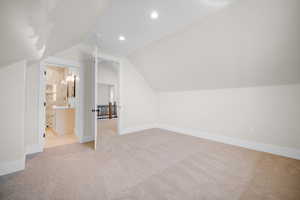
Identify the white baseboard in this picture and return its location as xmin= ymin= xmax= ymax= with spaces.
xmin=26 ymin=144 xmax=43 ymax=155
xmin=0 ymin=157 xmax=25 ymax=176
xmin=80 ymin=135 xmax=95 ymax=143
xmin=158 ymin=124 xmax=300 ymax=160
xmin=79 ymin=124 xmax=158 ymax=142
xmin=120 ymin=124 xmax=158 ymax=135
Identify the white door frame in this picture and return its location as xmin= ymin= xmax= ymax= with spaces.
xmin=96 ymin=54 xmax=122 ymax=137
xmin=38 ymin=56 xmax=83 ymax=150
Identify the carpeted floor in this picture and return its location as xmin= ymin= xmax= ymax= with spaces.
xmin=98 ymin=119 xmax=119 ymax=144
xmin=0 ymin=129 xmax=300 ymax=200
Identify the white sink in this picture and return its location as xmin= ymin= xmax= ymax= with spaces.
xmin=52 ymin=105 xmax=70 ymax=110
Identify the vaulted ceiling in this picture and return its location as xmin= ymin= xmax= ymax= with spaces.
xmin=94 ymin=0 xmax=236 ymax=56
xmin=128 ymin=0 xmax=300 ymax=91
xmin=1 ymin=0 xmax=300 ymax=92
xmin=0 ymin=0 xmax=108 ymax=68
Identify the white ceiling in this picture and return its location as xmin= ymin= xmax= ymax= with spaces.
xmin=94 ymin=0 xmax=236 ymax=56
xmin=2 ymin=0 xmax=299 ymax=92
xmin=0 ymin=0 xmax=108 ymax=68
xmin=129 ymin=0 xmax=300 ymax=91
xmin=0 ymin=0 xmax=236 ymax=67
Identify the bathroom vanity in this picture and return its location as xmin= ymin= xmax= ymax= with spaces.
xmin=52 ymin=106 xmax=75 ymax=135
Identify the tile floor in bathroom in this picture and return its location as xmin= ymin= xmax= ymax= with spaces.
xmin=45 ymin=128 xmax=78 ymax=148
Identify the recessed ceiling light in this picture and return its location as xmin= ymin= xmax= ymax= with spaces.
xmin=119 ymin=35 xmax=126 ymax=41
xmin=150 ymin=11 xmax=159 ymax=20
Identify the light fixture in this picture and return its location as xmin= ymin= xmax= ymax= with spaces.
xmin=66 ymin=75 xmax=75 ymax=82
xmin=119 ymin=35 xmax=126 ymax=41
xmin=150 ymin=10 xmax=159 ymax=20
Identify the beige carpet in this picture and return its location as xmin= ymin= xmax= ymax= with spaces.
xmin=98 ymin=119 xmax=119 ymax=144
xmin=1 ymin=129 xmax=300 ymax=200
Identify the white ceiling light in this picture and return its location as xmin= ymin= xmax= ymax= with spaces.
xmin=119 ymin=35 xmax=126 ymax=41
xmin=150 ymin=10 xmax=159 ymax=20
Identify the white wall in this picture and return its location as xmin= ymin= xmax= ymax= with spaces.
xmin=98 ymin=61 xmax=118 ymax=86
xmin=129 ymin=0 xmax=300 ymax=91
xmin=0 ymin=61 xmax=26 ymax=175
xmin=24 ymin=61 xmax=41 ymax=154
xmin=119 ymin=58 xmax=158 ymax=133
xmin=98 ymin=84 xmax=112 ymax=105
xmin=158 ymin=84 xmax=300 ymax=158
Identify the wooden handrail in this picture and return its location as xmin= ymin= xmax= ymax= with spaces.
xmin=97 ymin=102 xmax=117 ymax=119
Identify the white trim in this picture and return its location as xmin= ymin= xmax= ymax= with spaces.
xmin=43 ymin=56 xmax=81 ymax=68
xmin=37 ymin=63 xmax=46 ymax=151
xmin=121 ymin=124 xmax=158 ymax=135
xmin=96 ymin=53 xmax=122 ymax=64
xmin=157 ymin=124 xmax=300 ymax=160
xmin=25 ymin=144 xmax=43 ymax=155
xmin=80 ymin=135 xmax=95 ymax=143
xmin=93 ymin=49 xmax=98 ymax=149
xmin=0 ymin=158 xmax=25 ymax=176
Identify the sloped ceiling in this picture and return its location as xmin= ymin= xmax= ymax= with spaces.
xmin=128 ymin=0 xmax=300 ymax=91
xmin=94 ymin=0 xmax=236 ymax=56
xmin=0 ymin=0 xmax=109 ymax=68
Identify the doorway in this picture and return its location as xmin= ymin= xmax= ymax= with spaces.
xmin=44 ymin=65 xmax=79 ymax=148
xmin=96 ymin=59 xmax=120 ymax=146
xmin=38 ymin=57 xmax=83 ymax=151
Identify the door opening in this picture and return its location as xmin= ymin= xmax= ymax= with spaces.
xmin=43 ymin=65 xmax=79 ymax=148
xmin=96 ymin=58 xmax=121 ymax=147
xmin=38 ymin=57 xmax=86 ymax=151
